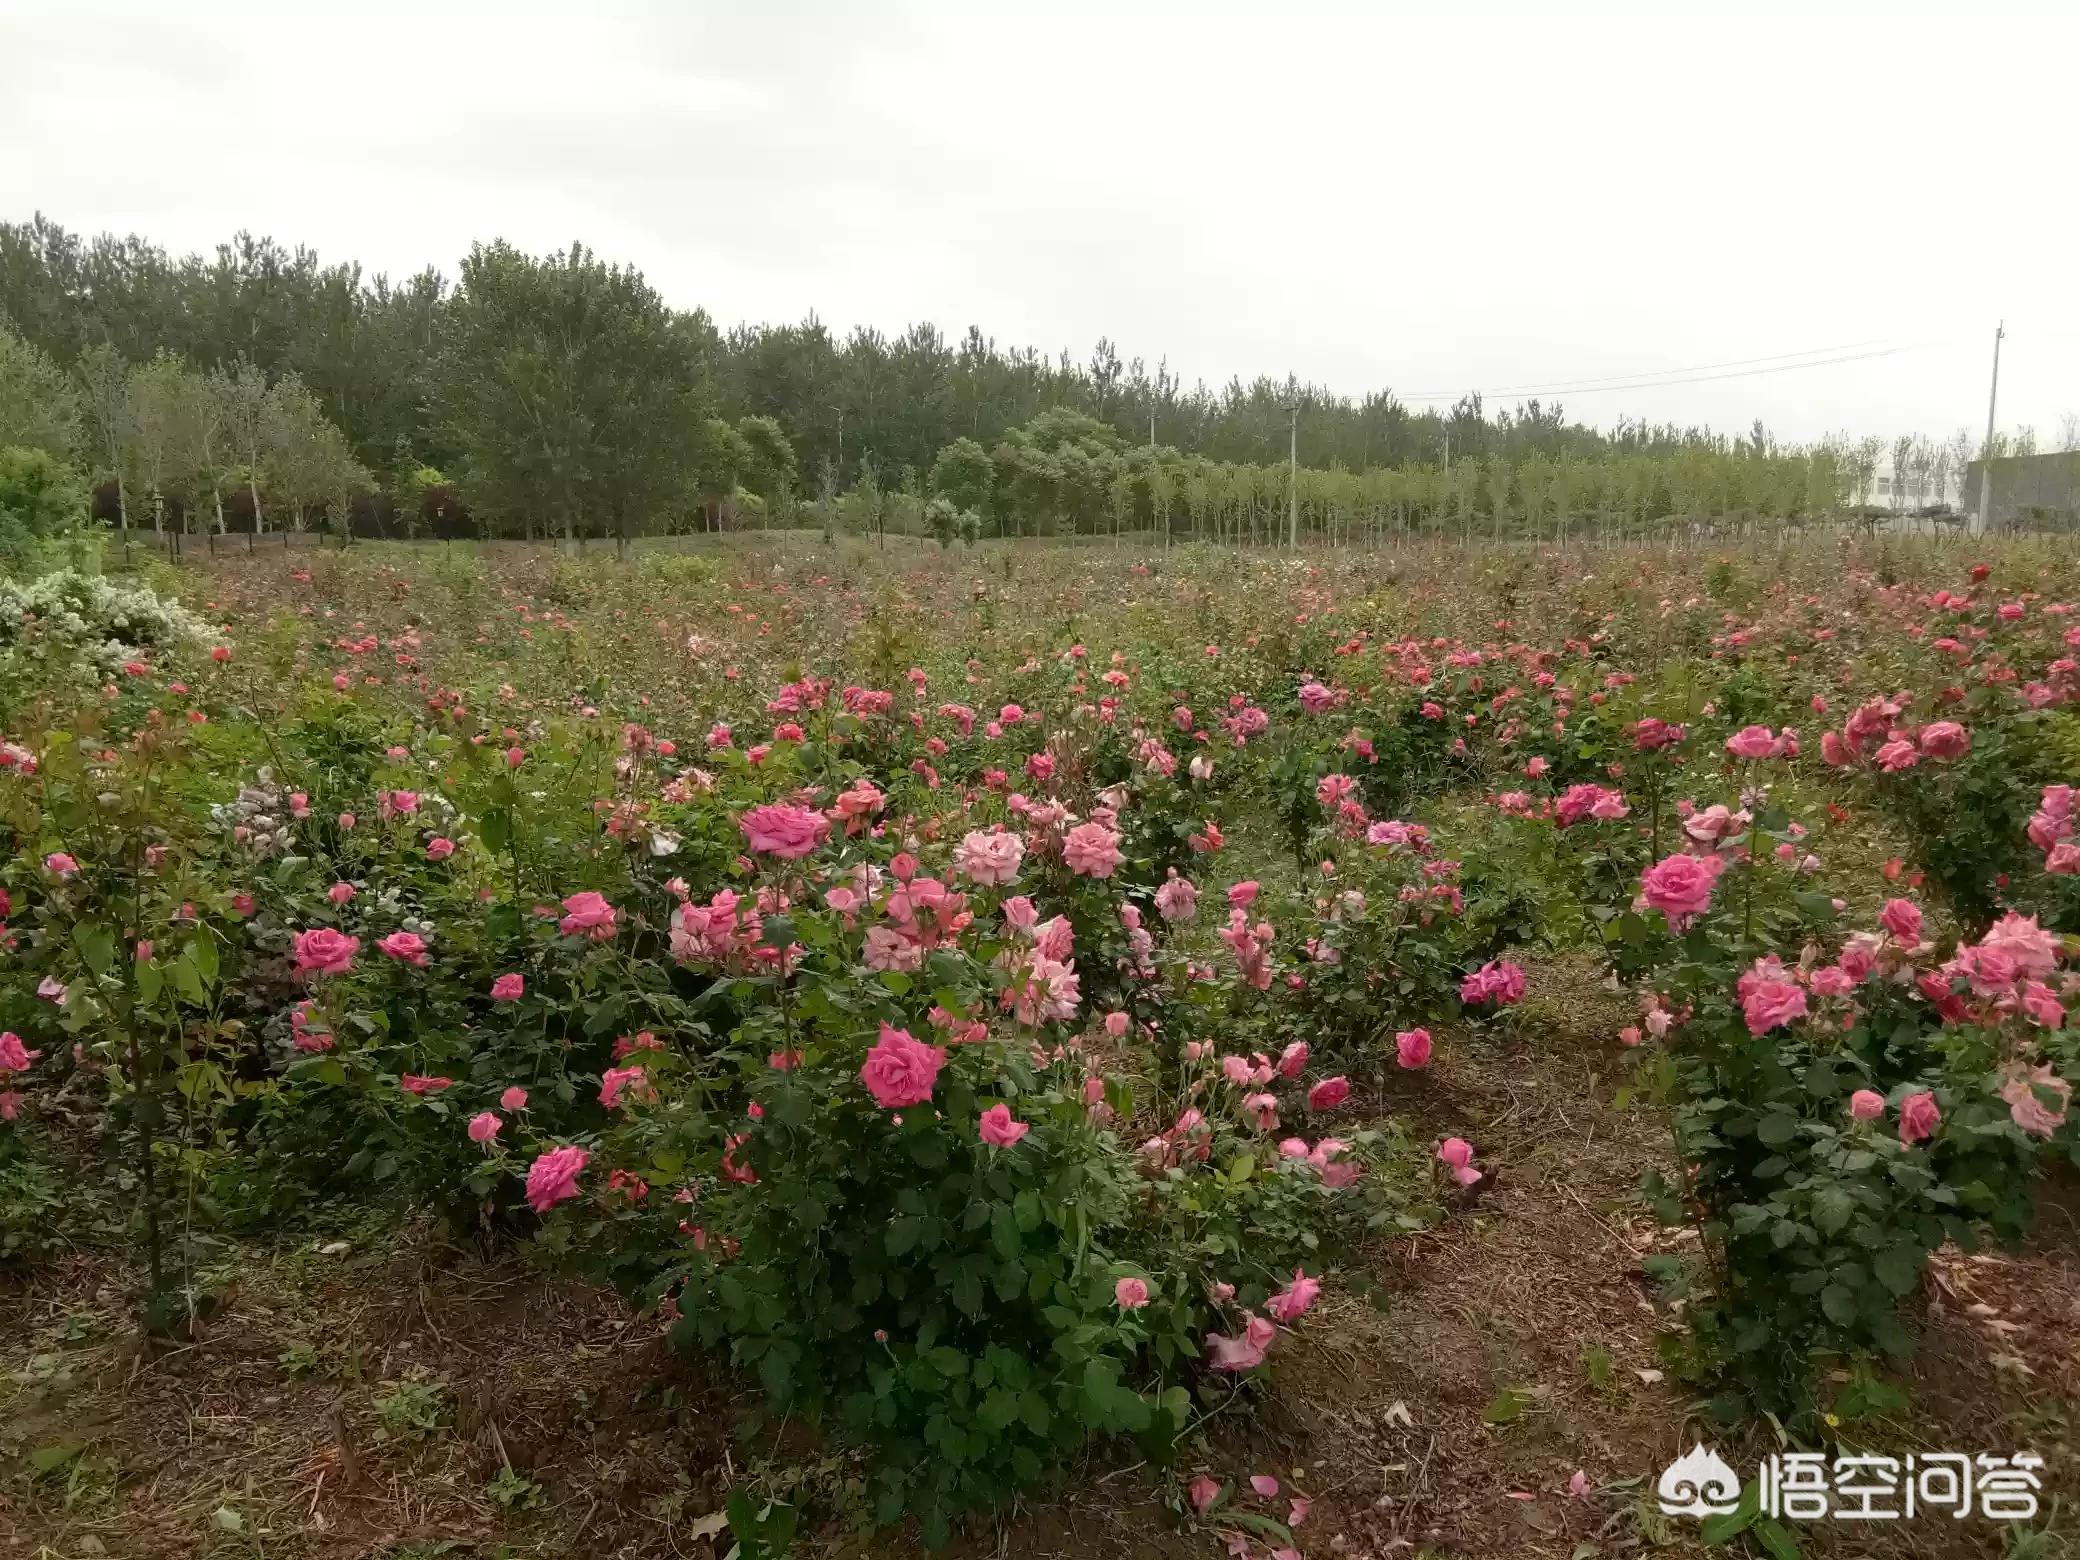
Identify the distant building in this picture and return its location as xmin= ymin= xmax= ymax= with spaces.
xmin=1865 ymin=458 xmax=1955 ymax=511
xmin=1960 ymin=452 xmax=2080 ymax=529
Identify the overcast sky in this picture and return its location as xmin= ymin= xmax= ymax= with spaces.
xmin=4 ymin=0 xmax=2076 ymax=446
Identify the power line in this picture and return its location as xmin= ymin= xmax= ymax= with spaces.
xmin=1400 ymin=339 xmax=1904 ymax=399
xmin=1397 ymin=342 xmax=1935 ymax=403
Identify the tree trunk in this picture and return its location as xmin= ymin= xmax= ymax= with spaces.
xmin=250 ymin=475 xmax=265 ymax=534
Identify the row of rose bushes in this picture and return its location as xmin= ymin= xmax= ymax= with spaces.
xmin=5 ymin=550 xmax=2080 ymax=1526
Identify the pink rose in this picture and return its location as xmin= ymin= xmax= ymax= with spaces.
xmin=1723 ymin=725 xmax=1777 ymax=760
xmin=327 ymin=881 xmax=356 ymax=905
xmin=978 ymin=1102 xmax=1031 ymax=1147
xmin=1307 ymin=1076 xmax=1350 ymax=1111
xmin=377 ymin=930 xmax=429 ymax=966
xmin=1114 ymin=1276 xmax=1150 ymax=1310
xmin=860 ymin=1023 xmax=945 ymax=1108
xmin=1277 ymin=1040 xmax=1310 ymax=1078
xmin=1395 ymin=1028 xmax=1432 ymax=1069
xmin=558 ymin=890 xmax=618 ymax=940
xmin=524 ymin=1144 xmax=589 ymax=1214
xmin=0 ymin=1031 xmax=42 ymax=1073
xmin=1879 ymin=898 xmax=1923 ymax=943
xmin=1639 ymin=852 xmax=1719 ymax=925
xmin=1917 ymin=721 xmax=1970 ymax=759
xmin=467 ymin=1111 xmax=502 ymax=1144
xmin=292 ymin=927 xmax=360 ymax=977
xmin=500 ymin=1086 xmax=529 ymax=1111
xmin=2000 ymin=1065 xmax=2070 ymax=1138
xmin=1063 ymin=820 xmax=1125 ymax=879
xmin=954 ymin=828 xmax=1025 ymax=886
xmin=1898 ymin=1090 xmax=1941 ymax=1145
xmin=491 ymin=973 xmax=525 ymax=1001
xmin=1849 ymin=1089 xmax=1886 ymax=1122
xmin=1874 ymin=738 xmax=1919 ymax=773
xmin=1739 ymin=971 xmax=1807 ymax=1036
xmin=426 ymin=837 xmax=456 ymax=861
xmin=1189 ymin=1477 xmax=1223 ymax=1515
xmin=739 ymin=803 xmax=831 ymax=859
xmin=44 ymin=851 xmax=79 ymax=878
xmin=1264 ymin=1268 xmax=1322 ymax=1323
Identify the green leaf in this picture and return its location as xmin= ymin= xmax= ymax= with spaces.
xmin=28 ymin=1442 xmax=82 ymax=1473
xmin=885 ymin=1216 xmax=922 ymax=1256
xmin=70 ymin=922 xmax=113 ymax=975
xmin=1812 ymin=1186 xmax=1853 ymax=1235
xmin=479 ymin=806 xmax=511 ymax=855
xmin=1820 ymin=1284 xmax=1858 ymax=1327
xmin=191 ymin=928 xmax=218 ymax=984
xmin=1754 ymin=1517 xmax=1803 ymax=1560
xmin=1698 ymin=1477 xmax=1761 ymax=1543
xmin=1482 ymin=1385 xmax=1530 ymax=1424
xmin=1756 ymin=1113 xmax=1797 ymax=1147
xmin=1872 ymin=1244 xmax=1923 ymax=1298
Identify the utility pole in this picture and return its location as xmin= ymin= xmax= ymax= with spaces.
xmin=1974 ymin=322 xmax=2003 ymax=536
xmin=1149 ymin=413 xmax=1156 ymax=450
xmin=1287 ymin=403 xmax=1299 ymax=549
xmin=829 ymin=405 xmax=846 ymax=488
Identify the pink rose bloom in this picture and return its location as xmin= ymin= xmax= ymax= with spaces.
xmin=1155 ymin=871 xmax=1198 ymax=923
xmin=0 ymin=1031 xmax=41 ymax=1072
xmin=388 ymin=789 xmax=420 ymax=815
xmin=338 ymin=812 xmax=356 ymax=830
xmin=978 ymin=1102 xmax=1031 ymax=1147
xmin=500 ymin=1086 xmax=529 ymax=1111
xmin=1874 ymin=738 xmax=1920 ymax=773
xmin=377 ymin=931 xmax=429 ymax=966
xmin=738 ymin=803 xmax=831 ymax=858
xmin=1437 ymin=1136 xmax=1481 ymax=1186
xmin=1918 ymin=721 xmax=1970 ymax=759
xmin=1461 ymin=959 xmax=1527 ymax=1007
xmin=426 ymin=837 xmax=456 ymax=861
xmin=558 ymin=890 xmax=618 ymax=940
xmin=1307 ymin=1076 xmax=1350 ymax=1111
xmin=1396 ymin=1028 xmax=1433 ymax=1069
xmin=1264 ymin=1268 xmax=1322 ymax=1323
xmin=1640 ymin=852 xmax=1719 ymax=925
xmin=1724 ymin=725 xmax=1777 ymax=760
xmin=2021 ymin=980 xmax=2065 ymax=1028
xmin=292 ymin=928 xmax=360 ymax=977
xmin=1879 ymin=898 xmax=1923 ymax=943
xmin=400 ymin=1074 xmax=452 ymax=1094
xmin=1298 ymin=680 xmax=1337 ymax=714
xmin=860 ymin=1023 xmax=946 ymax=1108
xmin=2000 ymin=1065 xmax=2070 ymax=1138
xmin=524 ymin=1144 xmax=589 ymax=1214
xmin=1809 ymin=966 xmax=1854 ymax=998
xmin=1618 ymin=1025 xmax=1643 ymax=1047
xmin=1063 ymin=820 xmax=1125 ymax=879
xmin=954 ymin=828 xmax=1025 ymax=886
xmin=1849 ymin=1089 xmax=1886 ymax=1122
xmin=327 ymin=881 xmax=356 ymax=905
xmin=1205 ymin=1313 xmax=1276 ymax=1372
xmin=1277 ymin=1040 xmax=1310 ymax=1078
xmin=1820 ymin=730 xmax=1854 ymax=767
xmin=1189 ymin=1476 xmax=1223 ymax=1515
xmin=1115 ymin=1276 xmax=1150 ymax=1310
xmin=44 ymin=851 xmax=79 ymax=877
xmin=1227 ymin=880 xmax=1260 ymax=909
xmin=1242 ymin=1092 xmax=1279 ymax=1131
xmin=1898 ymin=1090 xmax=1941 ymax=1145
xmin=600 ymin=1064 xmax=650 ymax=1110
xmin=2047 ymin=842 xmax=2080 ymax=875
xmin=1980 ymin=912 xmax=2059 ymax=981
xmin=1001 ymin=895 xmax=1039 ymax=931
xmin=1103 ymin=1010 xmax=1130 ymax=1038
xmin=491 ymin=973 xmax=525 ymax=1001
xmin=1739 ymin=966 xmax=1808 ymax=1035
xmin=467 ymin=1111 xmax=502 ymax=1144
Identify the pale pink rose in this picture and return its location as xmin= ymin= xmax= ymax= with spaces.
xmin=1809 ymin=966 xmax=1854 ymax=998
xmin=954 ymin=828 xmax=1025 ymax=886
xmin=2000 ymin=1065 xmax=2070 ymax=1138
xmin=1063 ymin=821 xmax=1125 ymax=879
xmin=327 ymin=881 xmax=356 ymax=905
xmin=1277 ymin=1040 xmax=1310 ymax=1078
xmin=426 ymin=837 xmax=456 ymax=861
xmin=491 ymin=973 xmax=524 ymax=1001
xmin=978 ymin=1102 xmax=1030 ymax=1147
xmin=1155 ymin=871 xmax=1199 ymax=923
xmin=1189 ymin=1477 xmax=1223 ymax=1515
xmin=500 ymin=1086 xmax=529 ymax=1111
xmin=1739 ymin=968 xmax=1807 ymax=1036
xmin=1849 ymin=1089 xmax=1886 ymax=1122
xmin=467 ymin=1111 xmax=502 ymax=1144
xmin=1395 ymin=1028 xmax=1433 ymax=1069
xmin=1114 ymin=1276 xmax=1150 ymax=1310
xmin=860 ymin=1023 xmax=945 ymax=1108
xmin=44 ymin=851 xmax=79 ymax=878
xmin=1874 ymin=738 xmax=1919 ymax=773
xmin=1103 ymin=1010 xmax=1130 ymax=1038
xmin=1980 ymin=913 xmax=2059 ymax=981
xmin=524 ymin=1144 xmax=589 ymax=1214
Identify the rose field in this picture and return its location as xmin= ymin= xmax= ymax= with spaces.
xmin=2 ymin=533 xmax=2078 ymax=1560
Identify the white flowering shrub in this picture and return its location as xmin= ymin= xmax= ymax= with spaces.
xmin=0 ymin=568 xmax=214 ymax=673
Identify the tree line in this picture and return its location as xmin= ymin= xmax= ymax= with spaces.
xmin=4 ymin=213 xmax=2064 ymax=547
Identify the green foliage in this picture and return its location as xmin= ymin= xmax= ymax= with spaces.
xmin=0 ymin=321 xmax=82 ymax=457
xmin=0 ymin=446 xmax=89 ymax=561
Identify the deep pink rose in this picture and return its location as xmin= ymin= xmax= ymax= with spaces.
xmin=293 ymin=927 xmax=360 ymax=977
xmin=860 ymin=1023 xmax=945 ymax=1108
xmin=738 ymin=803 xmax=831 ymax=859
xmin=1898 ymin=1090 xmax=1941 ymax=1145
